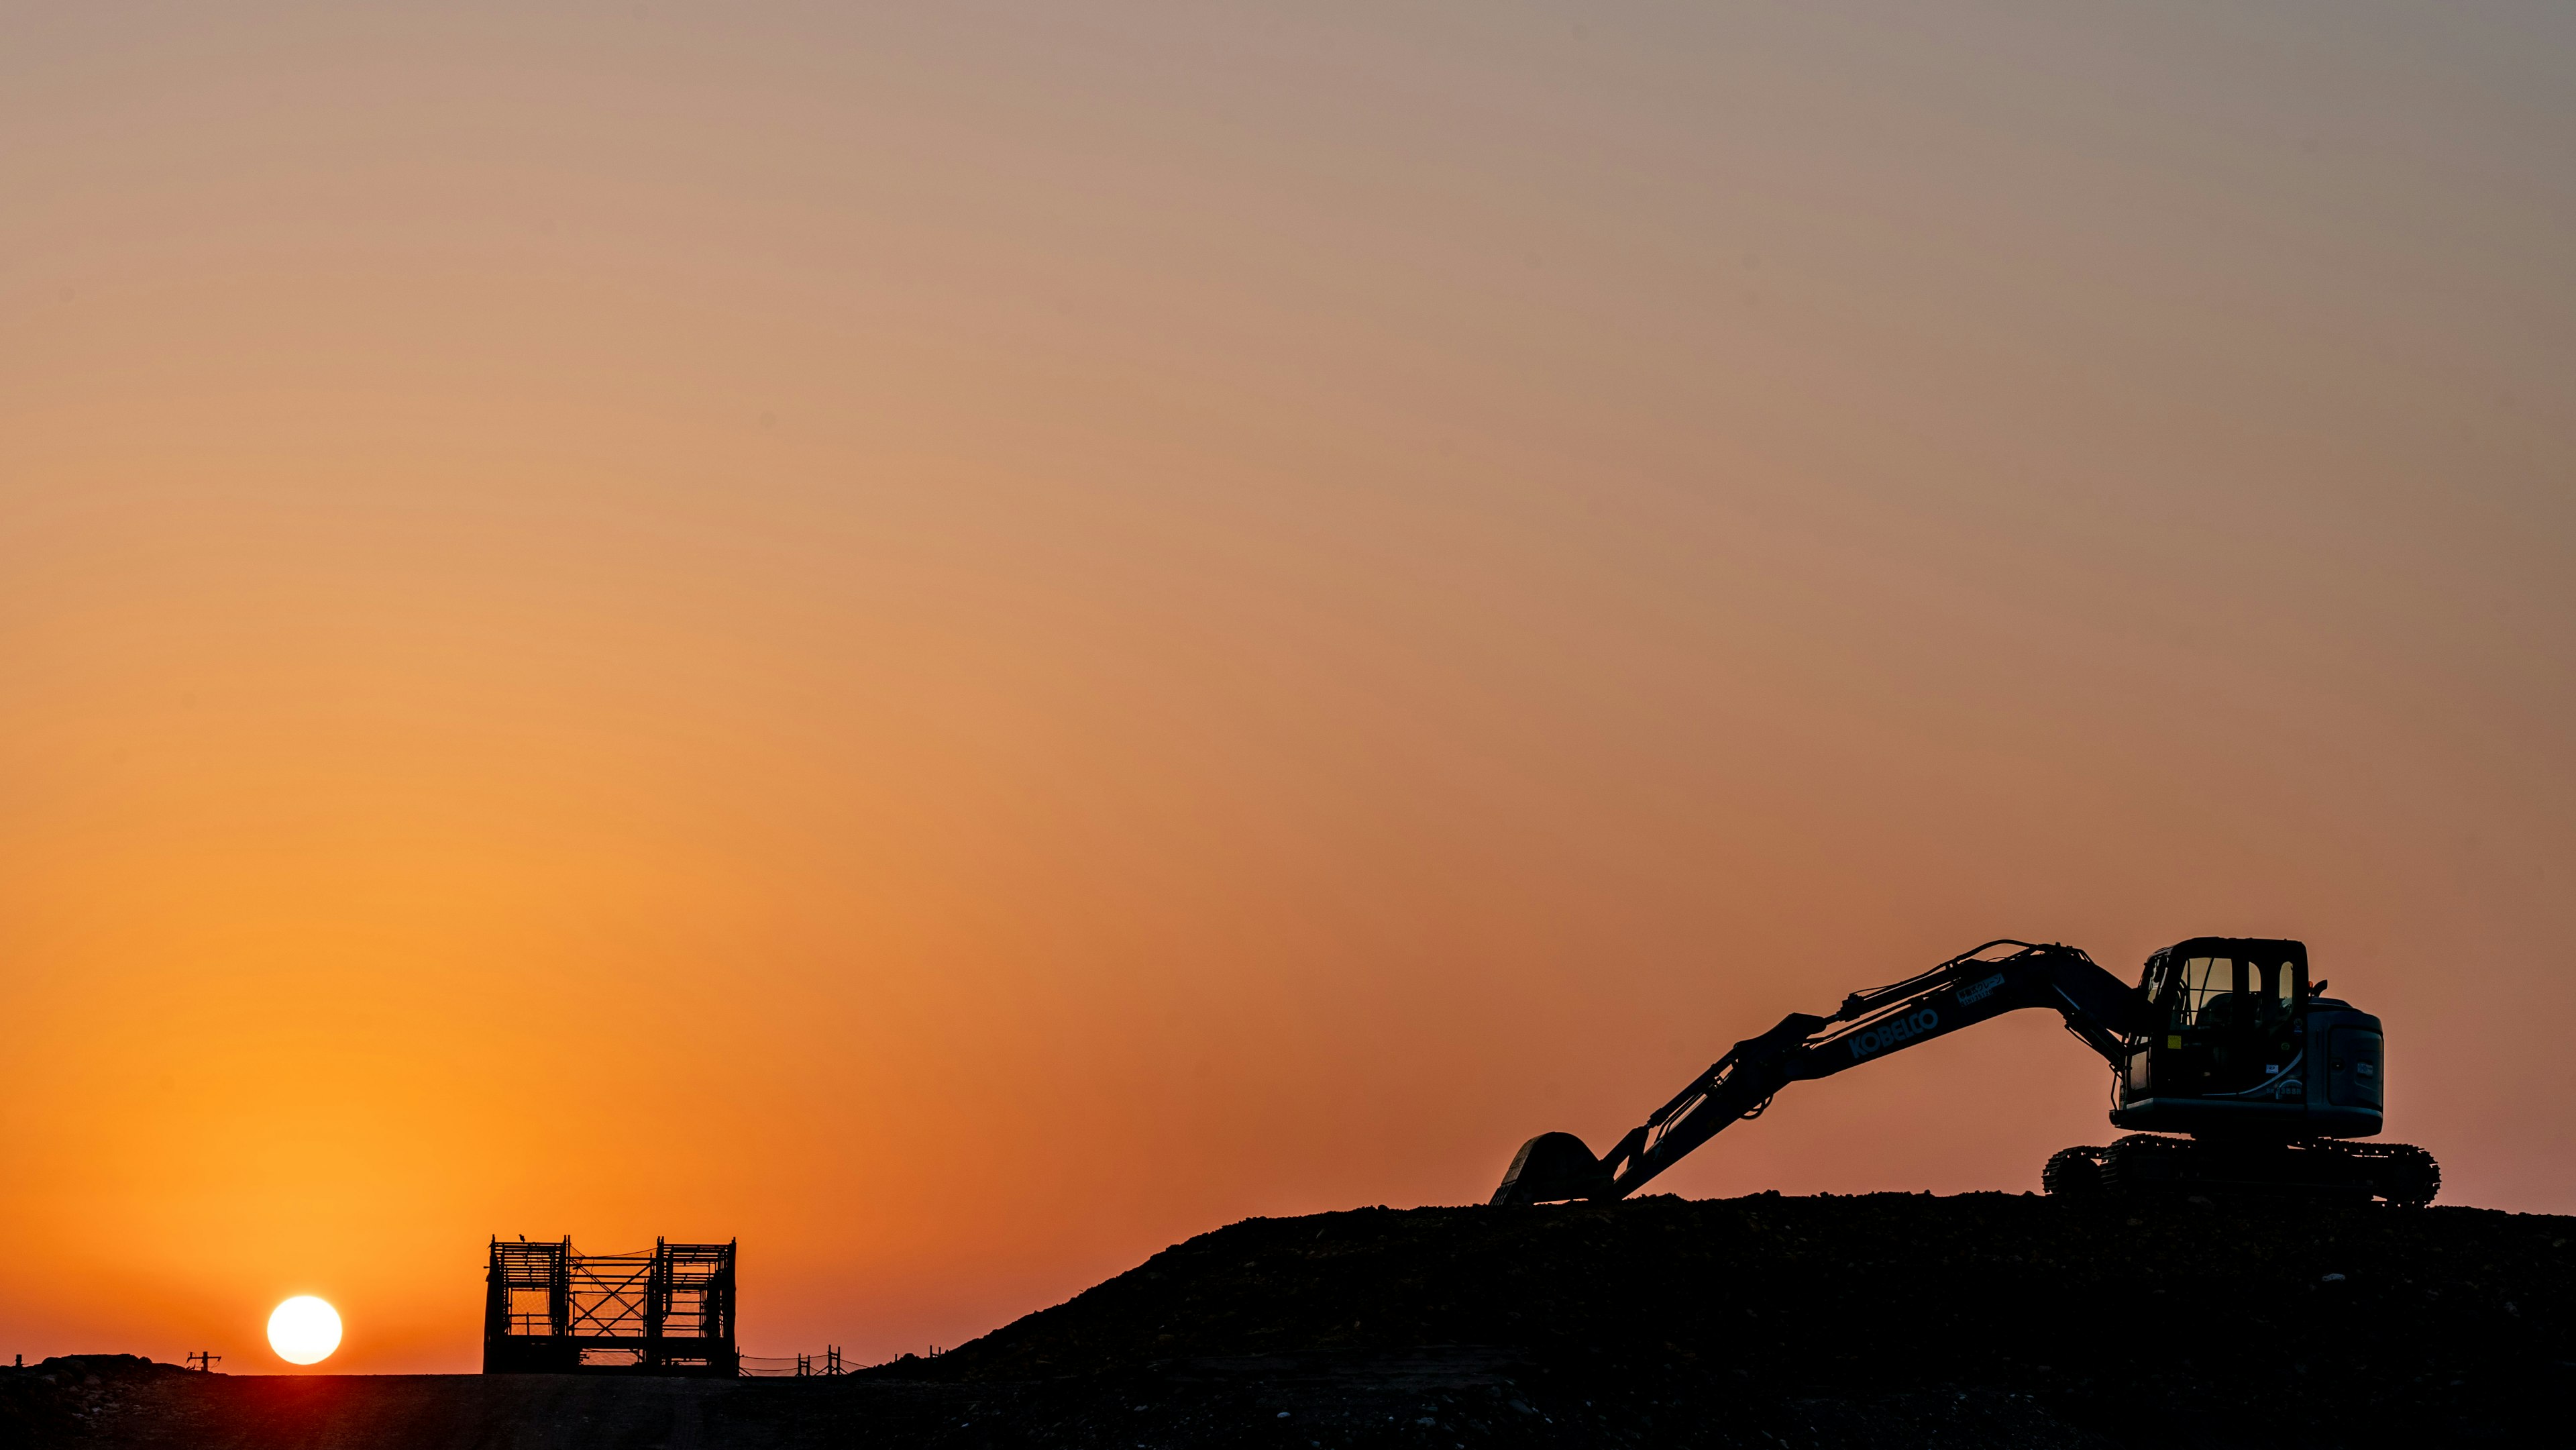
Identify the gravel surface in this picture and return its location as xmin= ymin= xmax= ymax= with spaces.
xmin=11 ymin=1191 xmax=2568 ymax=1447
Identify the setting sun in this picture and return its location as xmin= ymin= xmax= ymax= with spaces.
xmin=267 ymin=1296 xmax=343 ymax=1366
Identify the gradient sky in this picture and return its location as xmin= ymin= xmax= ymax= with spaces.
xmin=3 ymin=1 xmax=2571 ymax=1374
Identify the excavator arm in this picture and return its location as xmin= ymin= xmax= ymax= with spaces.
xmin=1492 ymin=940 xmax=2164 ymax=1205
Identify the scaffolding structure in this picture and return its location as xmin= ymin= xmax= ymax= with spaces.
xmin=484 ymin=1237 xmax=738 ymax=1375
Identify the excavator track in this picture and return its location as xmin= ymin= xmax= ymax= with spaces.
xmin=2086 ymin=1134 xmax=2437 ymax=1206
xmin=2041 ymin=1145 xmax=2106 ymax=1200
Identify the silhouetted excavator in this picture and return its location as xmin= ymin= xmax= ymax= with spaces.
xmin=1493 ymin=937 xmax=2436 ymax=1206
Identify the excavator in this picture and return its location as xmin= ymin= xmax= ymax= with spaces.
xmin=1492 ymin=937 xmax=2438 ymax=1206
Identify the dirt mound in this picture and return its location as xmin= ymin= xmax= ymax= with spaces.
xmin=19 ymin=1192 xmax=2572 ymax=1447
xmin=887 ymin=1190 xmax=2571 ymax=1445
xmin=1 ymin=1354 xmax=201 ymax=1441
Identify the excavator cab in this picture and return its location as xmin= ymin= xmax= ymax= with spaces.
xmin=2110 ymin=937 xmax=2380 ymax=1139
xmin=2139 ymin=943 xmax=2305 ymax=1097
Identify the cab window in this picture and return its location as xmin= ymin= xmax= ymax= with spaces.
xmin=2249 ymin=957 xmax=2300 ymax=1024
xmin=2178 ymin=955 xmax=2235 ymax=1027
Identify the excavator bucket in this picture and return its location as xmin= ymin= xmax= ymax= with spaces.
xmin=1491 ymin=1131 xmax=1615 ymax=1206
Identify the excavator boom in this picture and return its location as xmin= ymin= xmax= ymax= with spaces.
xmin=1493 ymin=940 xmax=2161 ymax=1205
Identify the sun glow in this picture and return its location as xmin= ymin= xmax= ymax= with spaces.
xmin=266 ymin=1296 xmax=343 ymax=1365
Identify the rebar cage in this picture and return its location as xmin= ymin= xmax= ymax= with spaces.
xmin=483 ymin=1237 xmax=738 ymax=1375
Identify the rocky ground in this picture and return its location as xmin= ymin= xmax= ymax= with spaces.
xmin=9 ymin=1191 xmax=2569 ymax=1447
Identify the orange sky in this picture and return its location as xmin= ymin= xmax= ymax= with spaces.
xmin=3 ymin=3 xmax=2572 ymax=1373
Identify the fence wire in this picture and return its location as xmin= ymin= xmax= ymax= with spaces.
xmin=737 ymin=1344 xmax=947 ymax=1377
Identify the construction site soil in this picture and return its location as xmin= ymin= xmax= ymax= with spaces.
xmin=10 ymin=1192 xmax=2568 ymax=1448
